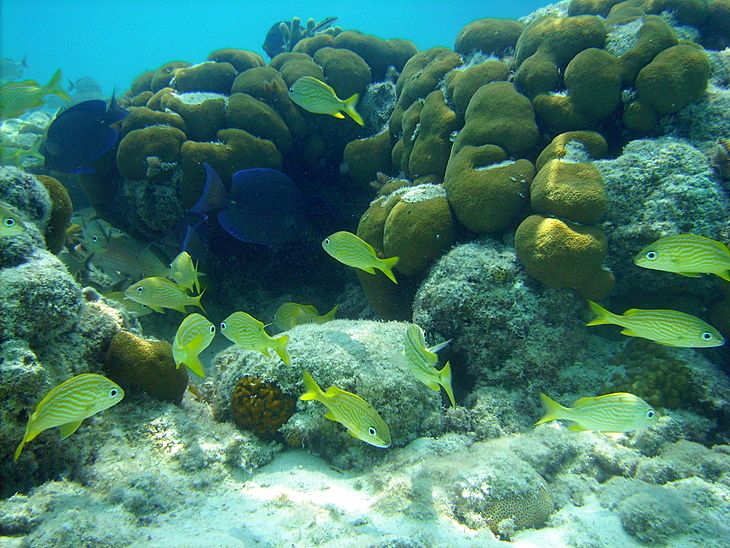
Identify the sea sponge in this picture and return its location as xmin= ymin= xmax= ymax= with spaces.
xmin=535 ymin=131 xmax=608 ymax=170
xmin=514 ymin=15 xmax=607 ymax=68
xmin=230 ymin=376 xmax=296 ymax=439
xmin=172 ymin=61 xmax=237 ymax=94
xmin=444 ymin=60 xmax=509 ymax=122
xmin=207 ymin=48 xmax=265 ymax=72
xmin=313 ymin=47 xmax=371 ymax=100
xmin=225 ymin=93 xmax=291 ymax=154
xmin=116 ymin=126 xmax=187 ymax=181
xmin=104 ymin=331 xmax=188 ymax=404
xmin=454 ymin=18 xmax=525 ymax=57
xmin=515 ymin=214 xmax=614 ymax=299
xmin=160 ymin=93 xmax=227 ymax=142
xmin=645 ymin=0 xmax=710 ymax=25
xmin=564 ymin=48 xmax=622 ymax=120
xmin=614 ymin=15 xmax=678 ymax=87
xmin=381 ymin=185 xmax=455 ymax=275
xmin=332 ymin=31 xmax=417 ymax=81
xmin=342 ymin=130 xmax=394 ymax=189
xmin=389 ymin=48 xmax=462 ymax=136
xmin=407 ymin=90 xmax=458 ymax=180
xmin=120 ymin=106 xmax=187 ymax=134
xmin=35 ymin=175 xmax=72 ymax=254
xmin=635 ymin=44 xmax=710 ymax=115
xmin=269 ymin=52 xmax=324 ymax=88
xmin=444 ymin=145 xmax=533 ymax=233
xmin=451 ymin=82 xmax=539 ymax=159
xmin=530 ymin=159 xmax=607 ymax=224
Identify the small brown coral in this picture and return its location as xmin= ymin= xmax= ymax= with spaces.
xmin=231 ymin=376 xmax=296 ymax=439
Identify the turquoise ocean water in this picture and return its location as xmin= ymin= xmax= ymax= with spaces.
xmin=2 ymin=0 xmax=549 ymax=94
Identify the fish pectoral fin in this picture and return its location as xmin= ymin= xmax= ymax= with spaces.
xmin=332 ymin=112 xmax=346 ymax=119
xmin=676 ymin=271 xmax=702 ymax=278
xmin=424 ymin=380 xmax=440 ymax=392
xmin=716 ymin=270 xmax=730 ymax=282
xmin=567 ymin=423 xmax=589 ymax=432
xmin=324 ymin=410 xmax=337 ymax=421
xmin=149 ymin=304 xmax=165 ymax=314
xmin=361 ymin=266 xmax=376 ymax=275
xmin=58 ymin=419 xmax=84 ymax=440
xmin=620 ymin=328 xmax=640 ymax=337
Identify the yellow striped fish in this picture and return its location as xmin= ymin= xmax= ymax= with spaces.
xmin=220 ymin=311 xmax=291 ymax=365
xmin=634 ymin=234 xmax=730 ymax=281
xmin=322 ymin=231 xmax=399 ymax=284
xmin=173 ymin=313 xmax=216 ymax=378
xmin=586 ymin=300 xmax=724 ymax=347
xmin=288 ymin=76 xmax=364 ymax=126
xmin=103 ymin=291 xmax=154 ymax=317
xmin=403 ymin=324 xmax=455 ymax=407
xmin=536 ymin=392 xmax=656 ymax=432
xmin=273 ymin=302 xmax=338 ymax=331
xmin=169 ymin=251 xmax=203 ymax=293
xmin=124 ymin=276 xmax=205 ymax=313
xmin=300 ymin=371 xmax=391 ymax=448
xmin=14 ymin=373 xmax=124 ymax=461
xmin=0 ymin=68 xmax=71 ymax=119
xmin=0 ymin=202 xmax=25 ymax=237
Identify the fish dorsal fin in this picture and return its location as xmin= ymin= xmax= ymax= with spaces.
xmin=623 ymin=309 xmax=641 ymax=316
xmin=58 ymin=419 xmax=84 ymax=440
xmin=571 ymin=397 xmax=594 ymax=407
xmin=190 ymin=163 xmax=229 ymax=214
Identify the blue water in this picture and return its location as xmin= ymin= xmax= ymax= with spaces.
xmin=1 ymin=0 xmax=550 ymax=95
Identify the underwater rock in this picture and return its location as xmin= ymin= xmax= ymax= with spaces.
xmin=269 ymin=52 xmax=324 ymax=88
xmin=172 ymin=61 xmax=237 ymax=94
xmin=35 ymin=175 xmax=72 ymax=254
xmin=207 ymin=48 xmax=265 ymax=72
xmin=229 ymin=376 xmax=297 ymax=440
xmin=313 ymin=47 xmax=371 ymax=100
xmin=120 ymin=106 xmax=187 ymax=134
xmin=535 ymin=130 xmax=608 ymax=170
xmin=444 ymin=60 xmax=510 ymax=123
xmin=332 ymin=31 xmax=417 ymax=82
xmin=454 ymin=18 xmax=525 ymax=57
xmin=407 ymin=90 xmax=458 ymax=181
xmin=342 ymin=130 xmax=394 ymax=189
xmin=160 ymin=92 xmax=226 ymax=142
xmin=116 ymin=125 xmax=187 ymax=181
xmin=225 ymin=93 xmax=291 ymax=154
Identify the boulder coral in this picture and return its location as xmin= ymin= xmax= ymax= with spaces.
xmin=454 ymin=18 xmax=525 ymax=57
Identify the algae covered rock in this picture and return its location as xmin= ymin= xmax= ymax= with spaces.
xmin=444 ymin=60 xmax=509 ymax=121
xmin=225 ymin=93 xmax=291 ymax=154
xmin=35 ymin=175 xmax=72 ymax=255
xmin=160 ymin=92 xmax=227 ymax=142
xmin=313 ymin=47 xmax=371 ymax=100
xmin=444 ymin=145 xmax=533 ymax=233
xmin=120 ymin=106 xmax=187 ymax=134
xmin=116 ymin=125 xmax=187 ymax=180
xmin=535 ymin=130 xmax=608 ymax=170
xmin=342 ymin=130 xmax=393 ymax=189
xmin=564 ymin=48 xmax=622 ymax=119
xmin=613 ymin=15 xmax=678 ymax=86
xmin=104 ymin=331 xmax=188 ymax=404
xmin=407 ymin=90 xmax=458 ymax=180
xmin=454 ymin=18 xmax=525 ymax=57
xmin=451 ymin=82 xmax=539 ymax=158
xmin=332 ymin=31 xmax=417 ymax=81
xmin=515 ymin=15 xmax=607 ymax=68
xmin=172 ymin=61 xmax=237 ymax=94
xmin=515 ymin=214 xmax=614 ymax=299
xmin=270 ymin=52 xmax=324 ymax=88
xmin=207 ymin=48 xmax=265 ymax=72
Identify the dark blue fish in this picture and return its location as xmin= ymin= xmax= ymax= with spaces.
xmin=41 ymin=95 xmax=128 ymax=174
xmin=190 ymin=163 xmax=304 ymax=246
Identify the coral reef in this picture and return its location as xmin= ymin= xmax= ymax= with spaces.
xmin=229 ymin=376 xmax=297 ymax=439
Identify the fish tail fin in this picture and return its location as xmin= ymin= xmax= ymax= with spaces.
xmin=535 ymin=393 xmax=567 ymax=426
xmin=13 ymin=436 xmax=27 ymax=462
xmin=438 ymin=361 xmax=456 ymax=407
xmin=300 ymin=371 xmax=323 ymax=401
xmin=183 ymin=351 xmax=206 ymax=378
xmin=323 ymin=304 xmax=339 ymax=322
xmin=378 ymin=256 xmax=399 ymax=284
xmin=191 ymin=288 xmax=206 ymax=313
xmin=716 ymin=270 xmax=730 ymax=282
xmin=45 ymin=69 xmax=71 ymax=102
xmin=273 ymin=334 xmax=291 ymax=365
xmin=343 ymin=93 xmax=364 ymax=126
xmin=585 ymin=300 xmax=615 ymax=326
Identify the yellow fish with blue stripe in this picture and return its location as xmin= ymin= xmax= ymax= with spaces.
xmin=300 ymin=371 xmax=391 ymax=448
xmin=273 ymin=302 xmax=338 ymax=331
xmin=0 ymin=202 xmax=25 ymax=237
xmin=173 ymin=313 xmax=216 ymax=378
xmin=124 ymin=276 xmax=205 ymax=313
xmin=322 ymin=231 xmax=399 ymax=284
xmin=103 ymin=291 xmax=153 ymax=317
xmin=0 ymin=68 xmax=71 ymax=119
xmin=169 ymin=251 xmax=203 ymax=293
xmin=586 ymin=300 xmax=724 ymax=347
xmin=634 ymin=234 xmax=730 ymax=281
xmin=402 ymin=324 xmax=455 ymax=407
xmin=14 ymin=373 xmax=124 ymax=461
xmin=288 ymin=76 xmax=364 ymax=126
xmin=220 ymin=311 xmax=291 ymax=365
xmin=536 ymin=392 xmax=657 ymax=433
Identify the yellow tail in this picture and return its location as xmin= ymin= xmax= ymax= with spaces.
xmin=378 ymin=256 xmax=399 ymax=284
xmin=45 ymin=69 xmax=71 ymax=102
xmin=438 ymin=361 xmax=456 ymax=407
xmin=184 ymin=355 xmax=205 ymax=378
xmin=535 ymin=393 xmax=567 ymax=426
xmin=191 ymin=288 xmax=206 ymax=314
xmin=13 ymin=437 xmax=26 ymax=462
xmin=585 ymin=300 xmax=615 ymax=326
xmin=300 ymin=371 xmax=323 ymax=401
xmin=343 ymin=93 xmax=364 ymax=126
xmin=274 ymin=334 xmax=291 ymax=365
xmin=322 ymin=304 xmax=339 ymax=322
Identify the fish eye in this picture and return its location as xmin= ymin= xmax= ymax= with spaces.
xmin=368 ymin=426 xmax=377 ymax=436
xmin=647 ymin=409 xmax=655 ymax=419
xmin=110 ymin=388 xmax=119 ymax=397
xmin=209 ymin=325 xmax=216 ymax=334
xmin=324 ymin=238 xmax=330 ymax=246
xmin=3 ymin=218 xmax=15 ymax=227
xmin=702 ymin=332 xmax=713 ymax=340
xmin=220 ymin=322 xmax=227 ymax=331
xmin=644 ymin=251 xmax=657 ymax=260
xmin=92 ymin=235 xmax=98 ymax=242
xmin=136 ymin=286 xmax=144 ymax=293
xmin=289 ymin=87 xmax=294 ymax=93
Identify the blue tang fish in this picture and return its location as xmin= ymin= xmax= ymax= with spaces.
xmin=190 ymin=163 xmax=304 ymax=246
xmin=41 ymin=95 xmax=128 ymax=173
